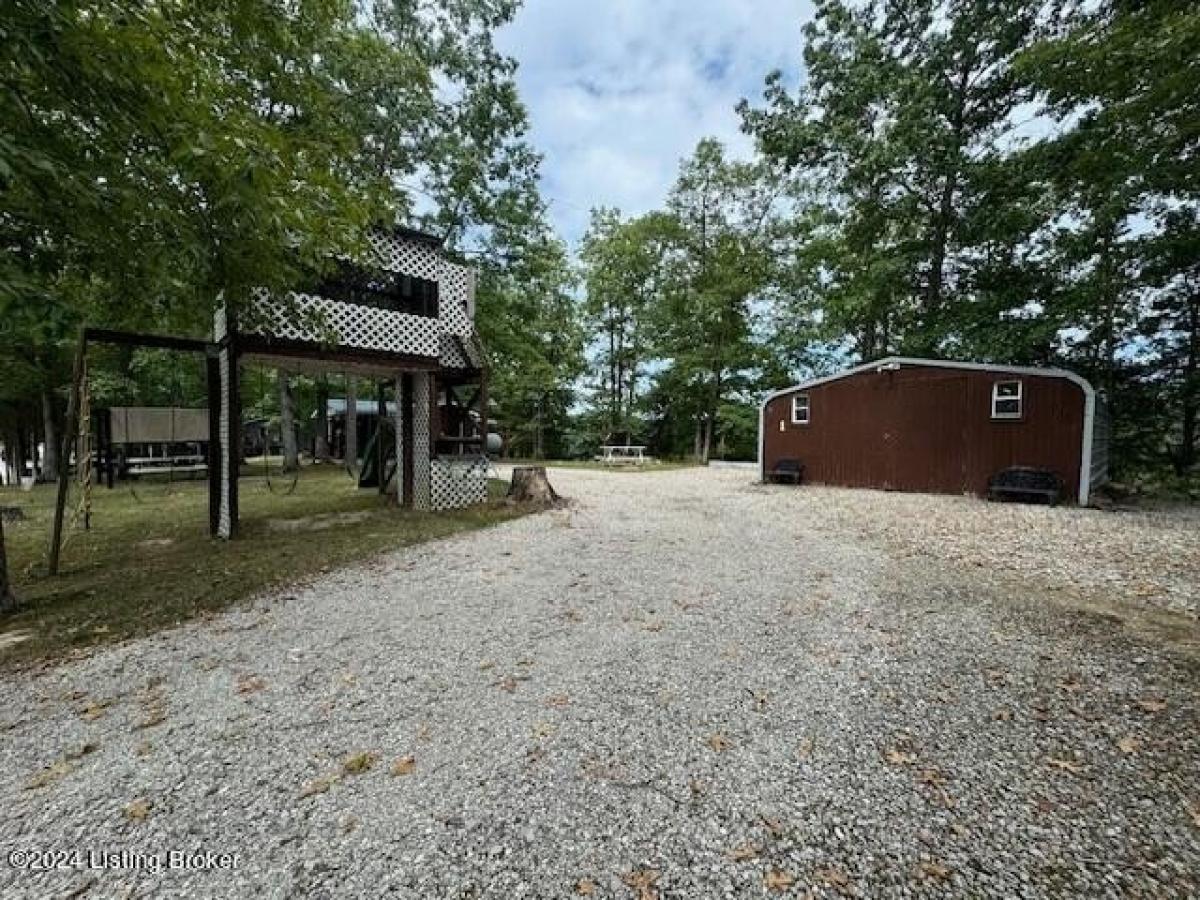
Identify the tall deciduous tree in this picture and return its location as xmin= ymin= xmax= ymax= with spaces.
xmin=657 ymin=139 xmax=777 ymax=463
xmin=742 ymin=0 xmax=1039 ymax=356
xmin=579 ymin=209 xmax=677 ymax=441
xmin=1021 ymin=0 xmax=1200 ymax=477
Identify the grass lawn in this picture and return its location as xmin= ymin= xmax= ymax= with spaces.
xmin=0 ymin=467 xmax=528 ymax=666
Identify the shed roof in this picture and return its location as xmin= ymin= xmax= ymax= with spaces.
xmin=761 ymin=356 xmax=1095 ymax=409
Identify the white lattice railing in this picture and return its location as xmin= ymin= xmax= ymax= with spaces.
xmin=242 ymin=291 xmax=441 ymax=359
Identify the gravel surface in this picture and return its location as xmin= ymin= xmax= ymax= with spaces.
xmin=1 ymin=467 xmax=1197 ymax=899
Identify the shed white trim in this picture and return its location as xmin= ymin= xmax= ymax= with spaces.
xmin=757 ymin=357 xmax=1097 ymax=505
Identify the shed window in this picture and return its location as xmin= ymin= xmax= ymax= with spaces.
xmin=991 ymin=380 xmax=1022 ymax=419
xmin=791 ymin=393 xmax=810 ymax=424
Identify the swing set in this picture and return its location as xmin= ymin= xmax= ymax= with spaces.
xmin=47 ymin=227 xmax=490 ymax=574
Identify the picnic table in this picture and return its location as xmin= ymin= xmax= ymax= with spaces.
xmin=597 ymin=445 xmax=648 ymax=466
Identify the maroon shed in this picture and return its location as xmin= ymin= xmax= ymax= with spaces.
xmin=758 ymin=357 xmax=1110 ymax=505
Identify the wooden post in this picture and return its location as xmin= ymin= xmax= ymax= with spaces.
xmin=376 ymin=381 xmax=387 ymax=495
xmin=344 ymin=375 xmax=357 ymax=469
xmin=0 ymin=512 xmax=15 ymax=613
xmin=206 ymin=351 xmax=221 ymax=537
xmin=478 ymin=374 xmax=488 ymax=457
xmin=48 ymin=333 xmax=86 ymax=575
xmin=400 ymin=373 xmax=414 ymax=507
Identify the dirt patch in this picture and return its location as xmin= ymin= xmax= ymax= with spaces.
xmin=266 ymin=511 xmax=376 ymax=533
xmin=0 ymin=630 xmax=32 ymax=651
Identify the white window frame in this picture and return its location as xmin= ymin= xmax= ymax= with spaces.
xmin=791 ymin=393 xmax=810 ymax=425
xmin=991 ymin=380 xmax=1023 ymax=419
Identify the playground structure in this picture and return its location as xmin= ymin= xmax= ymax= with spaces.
xmin=48 ymin=227 xmax=489 ymax=571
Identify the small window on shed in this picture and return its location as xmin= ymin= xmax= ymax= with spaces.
xmin=991 ymin=380 xmax=1022 ymax=419
xmin=792 ymin=393 xmax=810 ymax=424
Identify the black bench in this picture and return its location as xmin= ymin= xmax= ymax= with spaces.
xmin=987 ymin=466 xmax=1064 ymax=505
xmin=767 ymin=458 xmax=805 ymax=485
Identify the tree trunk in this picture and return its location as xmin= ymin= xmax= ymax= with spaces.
xmin=0 ymin=514 xmax=15 ymax=614
xmin=314 ymin=375 xmax=331 ymax=463
xmin=507 ymin=466 xmax=559 ymax=504
xmin=1176 ymin=292 xmax=1199 ymax=474
xmin=693 ymin=417 xmax=703 ymax=461
xmin=41 ymin=388 xmax=59 ymax=482
xmin=700 ymin=413 xmax=713 ymax=465
xmin=278 ymin=370 xmax=299 ymax=473
xmin=344 ymin=376 xmax=358 ymax=467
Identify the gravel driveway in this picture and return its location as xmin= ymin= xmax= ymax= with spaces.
xmin=1 ymin=467 xmax=1197 ymax=899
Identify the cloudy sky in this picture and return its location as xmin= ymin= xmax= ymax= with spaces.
xmin=496 ymin=0 xmax=811 ymax=247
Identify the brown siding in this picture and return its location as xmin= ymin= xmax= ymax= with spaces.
xmin=763 ymin=364 xmax=1086 ymax=500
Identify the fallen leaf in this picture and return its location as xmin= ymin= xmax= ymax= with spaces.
xmin=760 ymin=815 xmax=785 ymax=837
xmin=727 ymin=842 xmax=761 ymax=862
xmin=1187 ymin=799 xmax=1200 ymax=828
xmin=532 ymin=722 xmax=555 ymax=739
xmin=391 ymin=755 xmax=416 ymax=776
xmin=885 ymin=748 xmax=917 ymax=766
xmin=496 ymin=676 xmax=518 ymax=693
xmin=764 ymin=869 xmax=795 ymax=892
xmin=1046 ymin=756 xmax=1085 ymax=775
xmin=993 ymin=708 xmax=1012 ymax=721
xmin=546 ymin=693 xmax=570 ymax=708
xmin=342 ymin=751 xmax=378 ymax=776
xmin=918 ymin=860 xmax=953 ymax=882
xmin=797 ymin=737 xmax=815 ymax=759
xmin=575 ymin=878 xmax=596 ymax=896
xmin=478 ymin=659 xmax=496 ymax=671
xmin=816 ymin=865 xmax=854 ymax=894
xmin=621 ymin=868 xmax=659 ymax=900
xmin=1136 ymin=697 xmax=1167 ymax=713
xmin=707 ymin=733 xmax=733 ymax=753
xmin=25 ymin=759 xmax=74 ymax=790
xmin=918 ymin=767 xmax=945 ymax=787
xmin=236 ymin=674 xmax=267 ymax=695
xmin=1116 ymin=736 xmax=1141 ymax=755
xmin=299 ymin=773 xmax=339 ymax=798
xmin=1058 ymin=676 xmax=1083 ymax=694
xmin=80 ymin=700 xmax=110 ymax=722
xmin=124 ymin=798 xmax=152 ymax=821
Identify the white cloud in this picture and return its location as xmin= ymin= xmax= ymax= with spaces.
xmin=497 ymin=0 xmax=811 ymax=245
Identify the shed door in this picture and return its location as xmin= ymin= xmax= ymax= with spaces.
xmin=885 ymin=375 xmax=970 ymax=494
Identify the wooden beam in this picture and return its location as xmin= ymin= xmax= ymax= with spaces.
xmin=83 ymin=327 xmax=212 ymax=354
xmin=206 ymin=353 xmax=221 ymax=536
xmin=48 ymin=333 xmax=86 ymax=575
xmin=400 ymin=373 xmax=414 ymax=507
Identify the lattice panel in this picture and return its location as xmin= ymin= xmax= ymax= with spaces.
xmin=366 ymin=231 xmax=443 ymax=281
xmin=439 ymin=261 xmax=473 ymax=335
xmin=430 ymin=457 xmax=489 ymax=511
xmin=439 ymin=334 xmax=471 ymax=370
xmin=413 ymin=374 xmax=432 ymax=511
xmin=246 ymin=290 xmax=440 ymax=359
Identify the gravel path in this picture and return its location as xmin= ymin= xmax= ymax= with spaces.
xmin=1 ymin=468 xmax=1197 ymax=899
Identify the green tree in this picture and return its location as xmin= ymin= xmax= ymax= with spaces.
xmin=476 ymin=224 xmax=584 ymax=459
xmin=742 ymin=0 xmax=1041 ymax=356
xmin=578 ymin=209 xmax=678 ymax=442
xmin=657 ymin=139 xmax=777 ymax=463
xmin=1021 ymin=0 xmax=1200 ymax=478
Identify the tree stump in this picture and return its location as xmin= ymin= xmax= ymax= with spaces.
xmin=507 ymin=466 xmax=560 ymax=504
